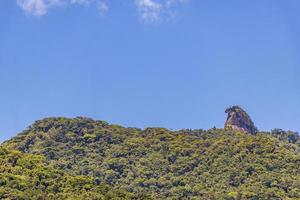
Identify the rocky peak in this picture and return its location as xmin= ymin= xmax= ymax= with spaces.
xmin=225 ymin=106 xmax=258 ymax=135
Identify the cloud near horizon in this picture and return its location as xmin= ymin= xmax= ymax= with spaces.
xmin=17 ymin=0 xmax=188 ymax=22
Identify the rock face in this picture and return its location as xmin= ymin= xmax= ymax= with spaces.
xmin=225 ymin=106 xmax=258 ymax=135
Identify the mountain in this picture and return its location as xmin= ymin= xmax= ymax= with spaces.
xmin=1 ymin=109 xmax=300 ymax=199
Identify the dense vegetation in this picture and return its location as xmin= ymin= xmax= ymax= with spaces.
xmin=1 ymin=117 xmax=300 ymax=199
xmin=0 ymin=147 xmax=134 ymax=200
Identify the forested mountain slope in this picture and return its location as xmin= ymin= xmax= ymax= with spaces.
xmin=0 ymin=145 xmax=133 ymax=200
xmin=1 ymin=117 xmax=300 ymax=199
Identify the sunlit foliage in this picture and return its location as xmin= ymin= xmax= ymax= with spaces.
xmin=2 ymin=117 xmax=300 ymax=199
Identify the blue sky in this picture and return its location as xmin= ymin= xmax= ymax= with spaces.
xmin=0 ymin=0 xmax=300 ymax=142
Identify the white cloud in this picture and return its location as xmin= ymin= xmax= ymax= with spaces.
xmin=70 ymin=0 xmax=94 ymax=6
xmin=96 ymin=1 xmax=108 ymax=13
xmin=135 ymin=0 xmax=162 ymax=22
xmin=17 ymin=0 xmax=108 ymax=16
xmin=71 ymin=0 xmax=89 ymax=5
xmin=17 ymin=0 xmax=187 ymax=21
xmin=135 ymin=0 xmax=188 ymax=22
xmin=17 ymin=0 xmax=55 ymax=16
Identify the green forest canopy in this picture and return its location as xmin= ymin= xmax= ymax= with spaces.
xmin=1 ymin=117 xmax=300 ymax=199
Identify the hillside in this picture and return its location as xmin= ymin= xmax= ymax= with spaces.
xmin=0 ymin=145 xmax=134 ymax=200
xmin=1 ymin=116 xmax=300 ymax=200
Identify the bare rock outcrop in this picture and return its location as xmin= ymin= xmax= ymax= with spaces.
xmin=225 ymin=106 xmax=258 ymax=135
